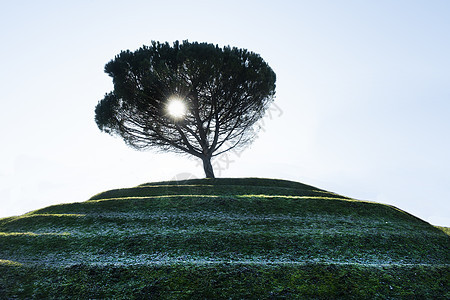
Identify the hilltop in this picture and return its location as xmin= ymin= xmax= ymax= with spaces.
xmin=0 ymin=178 xmax=448 ymax=298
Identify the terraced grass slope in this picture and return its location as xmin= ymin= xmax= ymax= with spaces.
xmin=1 ymin=178 xmax=448 ymax=298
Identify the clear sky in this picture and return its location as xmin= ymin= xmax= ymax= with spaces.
xmin=1 ymin=0 xmax=449 ymax=226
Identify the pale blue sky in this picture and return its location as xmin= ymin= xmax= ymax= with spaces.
xmin=1 ymin=0 xmax=449 ymax=226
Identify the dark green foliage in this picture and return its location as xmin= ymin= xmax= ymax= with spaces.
xmin=0 ymin=178 xmax=448 ymax=298
xmin=95 ymin=41 xmax=277 ymax=178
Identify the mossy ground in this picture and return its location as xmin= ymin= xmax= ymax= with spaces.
xmin=0 ymin=178 xmax=448 ymax=298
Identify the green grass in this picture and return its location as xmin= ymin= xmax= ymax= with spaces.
xmin=0 ymin=178 xmax=448 ymax=298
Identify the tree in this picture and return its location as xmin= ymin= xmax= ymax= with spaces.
xmin=95 ymin=41 xmax=276 ymax=178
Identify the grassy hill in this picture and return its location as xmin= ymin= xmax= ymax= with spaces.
xmin=0 ymin=178 xmax=448 ymax=298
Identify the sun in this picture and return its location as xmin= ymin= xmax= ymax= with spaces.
xmin=166 ymin=97 xmax=187 ymax=119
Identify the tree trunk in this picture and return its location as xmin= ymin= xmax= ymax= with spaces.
xmin=202 ymin=156 xmax=215 ymax=178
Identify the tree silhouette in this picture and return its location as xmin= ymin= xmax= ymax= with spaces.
xmin=95 ymin=41 xmax=276 ymax=178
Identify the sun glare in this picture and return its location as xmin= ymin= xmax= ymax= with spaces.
xmin=167 ymin=97 xmax=187 ymax=119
